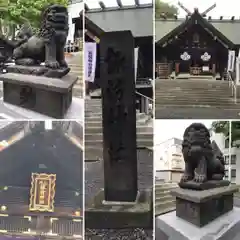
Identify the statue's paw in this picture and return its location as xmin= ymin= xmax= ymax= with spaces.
xmin=45 ymin=61 xmax=60 ymax=69
xmin=180 ymin=174 xmax=193 ymax=182
xmin=59 ymin=60 xmax=68 ymax=68
xmin=193 ymin=174 xmax=207 ymax=183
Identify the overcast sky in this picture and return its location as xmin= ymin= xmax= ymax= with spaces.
xmin=161 ymin=0 xmax=240 ymax=18
xmin=85 ymin=0 xmax=152 ymax=8
xmin=154 ymin=119 xmax=214 ymax=146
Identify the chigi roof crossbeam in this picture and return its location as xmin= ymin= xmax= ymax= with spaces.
xmin=84 ymin=0 xmax=153 ymax=13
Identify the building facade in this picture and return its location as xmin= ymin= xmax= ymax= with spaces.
xmin=155 ymin=138 xmax=184 ymax=182
xmin=211 ymin=131 xmax=240 ymax=184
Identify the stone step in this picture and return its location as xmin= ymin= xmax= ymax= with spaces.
xmin=85 ymin=138 xmax=153 ymax=148
xmin=85 ymin=126 xmax=153 ymax=134
xmin=156 ymin=79 xmax=229 ymax=84
xmin=156 ymin=96 xmax=234 ymax=101
xmin=155 ymin=200 xmax=176 ymax=216
xmin=155 ymin=205 xmax=176 ymax=216
xmin=85 ymin=113 xmax=151 ymax=121
xmin=155 ymin=194 xmax=174 ymax=202
xmin=155 ymin=183 xmax=178 ymax=190
xmin=85 ymin=145 xmax=152 ymax=161
xmin=156 ymin=88 xmax=232 ymax=93
xmin=156 ymin=100 xmax=236 ymax=106
xmin=85 ymin=121 xmax=152 ymax=128
xmin=85 ymin=133 xmax=153 ymax=141
xmin=155 ymin=188 xmax=177 ymax=197
xmin=155 ymin=103 xmax=240 ymax=110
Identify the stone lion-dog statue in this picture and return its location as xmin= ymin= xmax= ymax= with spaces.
xmin=180 ymin=123 xmax=225 ymax=184
xmin=13 ymin=4 xmax=69 ymax=71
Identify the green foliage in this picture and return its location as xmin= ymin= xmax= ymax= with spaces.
xmin=0 ymin=0 xmax=69 ymax=33
xmin=155 ymin=0 xmax=178 ymax=18
xmin=211 ymin=121 xmax=240 ymax=146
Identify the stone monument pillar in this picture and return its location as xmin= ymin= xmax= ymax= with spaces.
xmin=100 ymin=30 xmax=138 ymax=202
xmin=85 ymin=31 xmax=152 ymax=229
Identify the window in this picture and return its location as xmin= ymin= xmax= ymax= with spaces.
xmin=225 ymin=139 xmax=229 ymax=148
xmin=225 ymin=169 xmax=236 ymax=178
xmin=232 ymin=169 xmax=236 ymax=177
xmin=224 ymin=154 xmax=236 ymax=165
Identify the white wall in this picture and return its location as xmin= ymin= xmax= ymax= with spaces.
xmin=67 ymin=2 xmax=84 ymax=42
xmin=154 ymin=138 xmax=185 ymax=182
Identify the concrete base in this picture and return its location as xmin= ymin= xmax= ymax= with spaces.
xmin=85 ymin=189 xmax=153 ymax=229
xmin=2 ymin=97 xmax=83 ymax=120
xmin=156 ymin=207 xmax=240 ymax=240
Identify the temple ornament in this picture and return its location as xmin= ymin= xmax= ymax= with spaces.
xmin=180 ymin=52 xmax=191 ymax=61
xmin=201 ymin=52 xmax=211 ymax=61
xmin=29 ymin=173 xmax=56 ymax=212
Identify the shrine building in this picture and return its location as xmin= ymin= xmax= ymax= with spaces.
xmin=155 ymin=7 xmax=240 ymax=79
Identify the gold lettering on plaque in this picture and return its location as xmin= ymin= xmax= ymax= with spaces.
xmin=29 ymin=173 xmax=56 ymax=212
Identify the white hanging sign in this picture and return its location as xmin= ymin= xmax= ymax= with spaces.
xmin=84 ymin=42 xmax=97 ymax=83
xmin=227 ymin=50 xmax=235 ymax=72
xmin=134 ymin=47 xmax=139 ymax=83
xmin=180 ymin=52 xmax=191 ymax=61
xmin=236 ymin=57 xmax=240 ymax=85
xmin=201 ymin=52 xmax=211 ymax=61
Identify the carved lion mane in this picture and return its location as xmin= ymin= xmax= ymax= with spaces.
xmin=38 ymin=4 xmax=69 ymax=42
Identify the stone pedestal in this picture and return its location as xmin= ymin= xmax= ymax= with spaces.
xmin=0 ymin=73 xmax=78 ymax=118
xmin=156 ymin=207 xmax=240 ymax=240
xmin=171 ymin=185 xmax=238 ymax=227
xmin=85 ymin=189 xmax=152 ymax=229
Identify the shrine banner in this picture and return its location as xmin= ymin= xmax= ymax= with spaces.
xmin=29 ymin=173 xmax=56 ymax=212
xmin=84 ymin=42 xmax=97 ymax=83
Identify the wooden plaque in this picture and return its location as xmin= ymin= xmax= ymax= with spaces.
xmin=29 ymin=173 xmax=56 ymax=212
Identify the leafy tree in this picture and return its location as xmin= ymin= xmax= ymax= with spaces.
xmin=155 ymin=0 xmax=178 ymax=18
xmin=0 ymin=0 xmax=69 ymax=38
xmin=211 ymin=121 xmax=240 ymax=146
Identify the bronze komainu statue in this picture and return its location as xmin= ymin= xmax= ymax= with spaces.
xmin=12 ymin=4 xmax=69 ymax=70
xmin=180 ymin=123 xmax=225 ymax=184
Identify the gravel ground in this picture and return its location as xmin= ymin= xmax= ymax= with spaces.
xmin=85 ymin=149 xmax=153 ymax=239
xmin=85 ymin=228 xmax=153 ymax=240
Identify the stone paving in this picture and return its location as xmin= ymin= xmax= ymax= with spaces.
xmin=85 ymin=149 xmax=153 ymax=239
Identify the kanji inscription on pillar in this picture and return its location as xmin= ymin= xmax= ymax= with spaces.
xmin=29 ymin=173 xmax=56 ymax=212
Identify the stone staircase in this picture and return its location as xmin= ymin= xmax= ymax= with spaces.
xmin=85 ymin=99 xmax=153 ymax=161
xmin=155 ymin=181 xmax=178 ymax=216
xmin=155 ymin=78 xmax=240 ymax=118
xmin=67 ymin=52 xmax=83 ymax=98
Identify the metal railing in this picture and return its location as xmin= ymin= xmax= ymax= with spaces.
xmin=135 ymin=91 xmax=153 ymax=116
xmin=227 ymin=71 xmax=237 ymax=104
xmin=52 ymin=219 xmax=82 ymax=236
xmin=0 ymin=216 xmax=31 ymax=233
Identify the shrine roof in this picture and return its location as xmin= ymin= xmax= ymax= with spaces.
xmin=85 ymin=5 xmax=153 ymax=38
xmin=0 ymin=122 xmax=83 ymax=191
xmin=0 ymin=186 xmax=81 ymax=209
xmin=155 ymin=18 xmax=240 ymax=45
